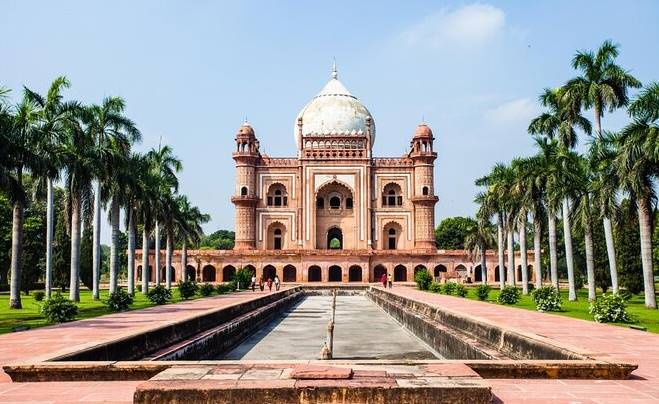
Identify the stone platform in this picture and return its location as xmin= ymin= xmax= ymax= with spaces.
xmin=133 ymin=363 xmax=491 ymax=404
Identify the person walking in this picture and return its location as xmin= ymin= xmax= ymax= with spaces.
xmin=259 ymin=277 xmax=265 ymax=291
xmin=387 ymin=273 xmax=393 ymax=289
xmin=274 ymin=275 xmax=280 ymax=291
xmin=267 ymin=277 xmax=273 ymax=292
xmin=251 ymin=275 xmax=256 ymax=292
xmin=380 ymin=273 xmax=387 ymax=288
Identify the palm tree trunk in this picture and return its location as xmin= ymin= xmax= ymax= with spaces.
xmin=69 ymin=194 xmax=81 ymax=302
xmin=480 ymin=241 xmax=487 ymax=285
xmin=533 ymin=214 xmax=542 ymax=290
xmin=181 ymin=241 xmax=188 ymax=281
xmin=9 ymin=196 xmax=24 ymax=309
xmin=165 ymin=232 xmax=173 ymax=289
xmin=109 ymin=197 xmax=120 ymax=293
xmin=141 ymin=224 xmax=149 ymax=294
xmin=497 ymin=214 xmax=505 ymax=290
xmin=584 ymin=215 xmax=596 ymax=301
xmin=603 ymin=217 xmax=619 ymax=293
xmin=507 ymin=223 xmax=515 ymax=287
xmin=92 ymin=179 xmax=101 ymax=300
xmin=154 ymin=220 xmax=161 ymax=286
xmin=562 ymin=197 xmax=577 ymax=301
xmin=45 ymin=177 xmax=55 ymax=299
xmin=127 ymin=207 xmax=135 ymax=295
xmin=519 ymin=216 xmax=528 ymax=294
xmin=548 ymin=211 xmax=559 ymax=289
xmin=637 ymin=196 xmax=657 ymax=309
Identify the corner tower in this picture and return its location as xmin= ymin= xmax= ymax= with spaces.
xmin=231 ymin=122 xmax=260 ymax=250
xmin=409 ymin=123 xmax=439 ymax=250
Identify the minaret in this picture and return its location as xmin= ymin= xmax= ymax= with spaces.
xmin=409 ymin=123 xmax=439 ymax=250
xmin=231 ymin=121 xmax=259 ymax=250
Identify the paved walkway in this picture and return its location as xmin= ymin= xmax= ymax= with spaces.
xmin=389 ymin=286 xmax=659 ymax=403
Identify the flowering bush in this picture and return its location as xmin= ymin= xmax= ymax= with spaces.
xmin=497 ymin=286 xmax=521 ymax=305
xmin=589 ymin=293 xmax=633 ymax=323
xmin=476 ymin=284 xmax=491 ymax=301
xmin=531 ymin=286 xmax=562 ymax=312
xmin=106 ymin=288 xmax=133 ymax=312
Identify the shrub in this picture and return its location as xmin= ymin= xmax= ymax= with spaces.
xmin=178 ymin=281 xmax=198 ymax=300
xmin=147 ymin=285 xmax=172 ymax=305
xmin=33 ymin=291 xmax=45 ymax=302
xmin=428 ymin=281 xmax=442 ymax=293
xmin=531 ymin=286 xmax=562 ymax=312
xmin=414 ymin=268 xmax=433 ymax=291
xmin=476 ymin=284 xmax=491 ymax=301
xmin=199 ymin=283 xmax=215 ymax=297
xmin=618 ymin=289 xmax=633 ymax=301
xmin=454 ymin=283 xmax=467 ymax=297
xmin=106 ymin=288 xmax=134 ymax=312
xmin=234 ymin=268 xmax=253 ymax=290
xmin=574 ymin=271 xmax=585 ymax=290
xmin=216 ymin=282 xmax=234 ymax=294
xmin=497 ymin=286 xmax=521 ymax=305
xmin=589 ymin=293 xmax=634 ymax=323
xmin=40 ymin=292 xmax=78 ymax=323
xmin=442 ymin=282 xmax=457 ymax=295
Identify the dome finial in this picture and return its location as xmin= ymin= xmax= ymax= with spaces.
xmin=331 ymin=58 xmax=337 ymax=79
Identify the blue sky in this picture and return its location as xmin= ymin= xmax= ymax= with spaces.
xmin=2 ymin=1 xmax=658 ymax=244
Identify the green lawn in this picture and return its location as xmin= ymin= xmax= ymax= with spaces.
xmin=449 ymin=285 xmax=659 ymax=334
xmin=0 ymin=288 xmax=211 ymax=335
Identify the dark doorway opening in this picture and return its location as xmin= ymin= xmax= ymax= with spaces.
xmin=328 ymin=265 xmax=342 ymax=282
xmin=327 ymin=227 xmax=343 ymax=249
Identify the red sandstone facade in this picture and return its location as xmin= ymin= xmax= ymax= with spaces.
xmin=135 ymin=69 xmax=533 ymax=284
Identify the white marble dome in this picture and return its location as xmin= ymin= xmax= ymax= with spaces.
xmin=295 ymin=69 xmax=375 ymax=147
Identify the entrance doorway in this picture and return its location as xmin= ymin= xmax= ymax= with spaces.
xmin=327 ymin=227 xmax=343 ymax=249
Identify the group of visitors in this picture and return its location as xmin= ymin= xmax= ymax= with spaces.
xmin=380 ymin=273 xmax=393 ymax=288
xmin=250 ymin=274 xmax=280 ymax=292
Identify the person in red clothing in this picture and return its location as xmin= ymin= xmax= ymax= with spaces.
xmin=267 ymin=278 xmax=273 ymax=292
xmin=380 ymin=273 xmax=387 ymax=288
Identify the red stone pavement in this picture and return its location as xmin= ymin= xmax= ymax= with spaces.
xmin=1 ymin=285 xmax=659 ymax=403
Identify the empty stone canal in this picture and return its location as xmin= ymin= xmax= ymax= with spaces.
xmin=220 ymin=295 xmax=440 ymax=360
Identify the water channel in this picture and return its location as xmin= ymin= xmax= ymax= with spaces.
xmin=220 ymin=295 xmax=440 ymax=360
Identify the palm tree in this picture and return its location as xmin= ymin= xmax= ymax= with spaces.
xmin=614 ymin=83 xmax=659 ymax=309
xmin=161 ymin=191 xmax=181 ymax=289
xmin=565 ymin=40 xmax=641 ymax=295
xmin=530 ymin=87 xmax=591 ymax=301
xmin=464 ymin=212 xmax=494 ymax=285
xmin=24 ymin=77 xmax=79 ymax=299
xmin=83 ymin=97 xmax=140 ymax=299
xmin=4 ymin=92 xmax=41 ymax=308
xmin=175 ymin=195 xmax=209 ymax=281
xmin=62 ymin=115 xmax=95 ymax=302
xmin=124 ymin=153 xmax=147 ymax=295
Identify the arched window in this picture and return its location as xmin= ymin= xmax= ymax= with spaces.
xmin=266 ymin=184 xmax=287 ymax=207
xmin=382 ymin=183 xmax=403 ymax=207
xmin=422 ymin=186 xmax=429 ymax=196
xmin=316 ymin=197 xmax=324 ymax=209
xmin=240 ymin=186 xmax=247 ymax=196
xmin=273 ymin=228 xmax=282 ymax=250
xmin=346 ymin=197 xmax=353 ymax=209
xmin=329 ymin=196 xmax=341 ymax=209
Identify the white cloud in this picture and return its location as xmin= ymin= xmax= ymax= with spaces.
xmin=401 ymin=4 xmax=505 ymax=48
xmin=484 ymin=98 xmax=540 ymax=126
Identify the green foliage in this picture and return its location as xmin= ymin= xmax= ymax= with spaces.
xmin=574 ymin=271 xmax=584 ymax=290
xmin=454 ymin=283 xmax=467 ymax=297
xmin=476 ymin=284 xmax=491 ymax=301
xmin=79 ymin=226 xmax=94 ymax=290
xmin=532 ymin=286 xmax=562 ymax=312
xmin=20 ymin=199 xmax=46 ymax=293
xmin=106 ymin=288 xmax=133 ymax=312
xmin=0 ymin=195 xmax=11 ymax=288
xmin=33 ymin=291 xmax=45 ymax=301
xmin=618 ymin=289 xmax=633 ymax=301
xmin=616 ymin=200 xmax=644 ymax=294
xmin=428 ymin=281 xmax=442 ymax=293
xmin=147 ymin=285 xmax=171 ymax=305
xmin=234 ymin=268 xmax=253 ymax=289
xmin=177 ymin=281 xmax=198 ymax=300
xmin=434 ymin=216 xmax=478 ymax=249
xmin=52 ymin=189 xmax=70 ymax=290
xmin=497 ymin=286 xmax=521 ymax=304
xmin=329 ymin=238 xmax=341 ymax=249
xmin=414 ymin=268 xmax=432 ymax=290
xmin=589 ymin=293 xmax=633 ymax=323
xmin=199 ymin=283 xmax=215 ymax=297
xmin=442 ymin=282 xmax=457 ymax=295
xmin=40 ymin=292 xmax=78 ymax=323
xmin=216 ymin=283 xmax=234 ymax=294
xmin=199 ymin=230 xmax=235 ymax=250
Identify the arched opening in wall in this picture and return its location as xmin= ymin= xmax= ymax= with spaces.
xmin=422 ymin=186 xmax=429 ymax=196
xmin=185 ymin=265 xmax=196 ymax=282
xmin=349 ymin=265 xmax=362 ymax=282
xmin=328 ymin=265 xmax=342 ymax=282
xmin=283 ymin=265 xmax=296 ymax=282
xmin=455 ymin=264 xmax=468 ymax=281
xmin=149 ymin=266 xmax=155 ymax=283
xmin=494 ymin=266 xmax=508 ymax=282
xmin=327 ymin=227 xmax=343 ymax=249
xmin=137 ymin=265 xmax=143 ymax=281
xmin=169 ymin=266 xmax=176 ymax=282
xmin=267 ymin=222 xmax=286 ymax=250
xmin=434 ymin=264 xmax=447 ymax=278
xmin=223 ymin=265 xmax=236 ymax=282
xmin=263 ymin=265 xmax=276 ymax=281
xmin=274 ymin=228 xmax=282 ymax=250
xmin=308 ymin=265 xmax=321 ymax=282
xmin=527 ymin=265 xmax=533 ymax=281
xmin=202 ymin=265 xmax=216 ymax=282
xmin=474 ymin=265 xmax=483 ymax=282
xmin=329 ymin=196 xmax=341 ymax=209
xmin=316 ymin=197 xmax=324 ymax=209
xmin=382 ymin=221 xmax=402 ymax=250
xmin=240 ymin=186 xmax=247 ymax=196
xmin=516 ymin=265 xmax=532 ymax=282
xmin=414 ymin=265 xmax=427 ymax=278
xmin=374 ymin=265 xmax=387 ymax=282
xmin=346 ymin=198 xmax=353 ymax=209
xmin=394 ymin=265 xmax=407 ymax=282
xmin=516 ymin=265 xmax=522 ymax=282
xmin=382 ymin=183 xmax=403 ymax=207
xmin=266 ymin=183 xmax=288 ymax=207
